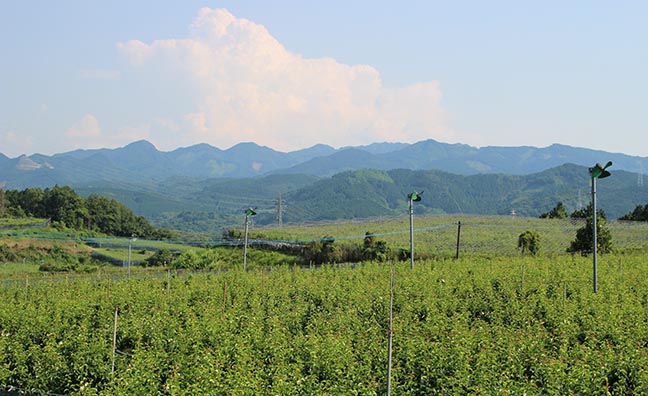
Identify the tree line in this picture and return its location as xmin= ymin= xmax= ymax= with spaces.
xmin=0 ymin=185 xmax=173 ymax=239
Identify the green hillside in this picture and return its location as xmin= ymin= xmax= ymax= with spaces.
xmin=11 ymin=164 xmax=645 ymax=234
xmin=281 ymin=165 xmax=647 ymax=224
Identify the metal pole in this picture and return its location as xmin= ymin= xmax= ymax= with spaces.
xmin=409 ymin=197 xmax=414 ymax=270
xmin=592 ymin=176 xmax=598 ymax=293
xmin=455 ymin=221 xmax=462 ymax=259
xmin=243 ymin=214 xmax=249 ymax=271
xmin=127 ymin=239 xmax=132 ymax=277
xmin=111 ymin=307 xmax=118 ymax=374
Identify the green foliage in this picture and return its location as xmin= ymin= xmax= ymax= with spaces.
xmin=1 ymin=254 xmax=648 ymax=393
xmin=0 ymin=241 xmax=96 ymax=272
xmin=143 ymin=249 xmax=178 ymax=267
xmin=568 ymin=215 xmax=613 ymax=255
xmin=3 ymin=186 xmax=174 ymax=239
xmin=620 ymin=203 xmax=648 ymax=221
xmin=0 ymin=187 xmax=5 ymax=217
xmin=363 ymin=231 xmax=389 ymax=261
xmin=539 ymin=201 xmax=568 ymax=219
xmin=0 ymin=244 xmax=17 ymax=262
xmin=170 ymin=247 xmax=299 ymax=270
xmin=571 ymin=203 xmax=606 ymax=220
xmin=304 ymin=236 xmax=342 ymax=264
xmin=518 ymin=230 xmax=541 ymax=255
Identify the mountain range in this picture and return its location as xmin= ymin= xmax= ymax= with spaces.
xmin=1 ymin=139 xmax=647 ymax=231
xmin=1 ymin=139 xmax=646 ymax=190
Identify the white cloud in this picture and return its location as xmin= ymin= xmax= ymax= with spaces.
xmin=118 ymin=7 xmax=449 ymax=151
xmin=67 ymin=114 xmax=102 ymax=138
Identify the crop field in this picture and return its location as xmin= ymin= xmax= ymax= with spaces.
xmin=249 ymin=214 xmax=648 ymax=258
xmin=1 ymin=251 xmax=648 ymax=395
xmin=1 ymin=215 xmax=648 ymax=394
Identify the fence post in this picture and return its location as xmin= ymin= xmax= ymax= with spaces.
xmin=455 ymin=221 xmax=462 ymax=260
xmin=112 ymin=307 xmax=118 ymax=374
xmin=563 ymin=282 xmax=567 ymax=307
xmin=223 ymin=281 xmax=228 ymax=309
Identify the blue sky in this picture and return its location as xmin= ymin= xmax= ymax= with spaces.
xmin=1 ymin=1 xmax=646 ymax=157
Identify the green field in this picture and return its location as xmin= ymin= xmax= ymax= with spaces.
xmin=1 ymin=252 xmax=648 ymax=394
xmin=1 ymin=215 xmax=648 ymax=394
xmin=248 ymin=214 xmax=648 ymax=258
xmin=0 ymin=217 xmax=48 ymax=229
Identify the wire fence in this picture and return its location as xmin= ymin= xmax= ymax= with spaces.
xmin=1 ymin=216 xmax=647 ymax=263
xmin=409 ymin=218 xmax=648 ymax=258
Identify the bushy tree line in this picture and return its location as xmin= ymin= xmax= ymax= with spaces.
xmin=539 ymin=202 xmax=613 ymax=255
xmin=539 ymin=201 xmax=568 ymax=219
xmin=304 ymin=232 xmax=390 ymax=265
xmin=2 ymin=185 xmax=173 ymax=239
xmin=619 ymin=203 xmax=648 ymax=221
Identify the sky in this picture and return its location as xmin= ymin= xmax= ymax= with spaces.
xmin=1 ymin=1 xmax=646 ymax=158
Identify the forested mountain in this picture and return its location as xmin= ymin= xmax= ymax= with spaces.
xmin=1 ymin=139 xmax=646 ymax=190
xmin=65 ymin=164 xmax=645 ymax=233
xmin=280 ymin=165 xmax=647 ymax=224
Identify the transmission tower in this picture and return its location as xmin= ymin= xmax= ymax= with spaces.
xmin=638 ymin=162 xmax=644 ymax=188
xmin=277 ymin=193 xmax=283 ymax=227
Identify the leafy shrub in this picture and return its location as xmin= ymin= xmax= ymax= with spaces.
xmin=568 ymin=215 xmax=613 ymax=255
xmin=144 ymin=249 xmax=178 ymax=267
xmin=0 ymin=244 xmax=17 ymax=262
xmin=362 ymin=232 xmax=389 ymax=261
xmin=518 ymin=230 xmax=541 ymax=255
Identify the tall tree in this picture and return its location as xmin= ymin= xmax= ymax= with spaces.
xmin=43 ymin=185 xmax=86 ymax=228
xmin=568 ymin=214 xmax=613 ymax=255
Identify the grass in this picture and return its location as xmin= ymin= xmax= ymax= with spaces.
xmin=247 ymin=214 xmax=648 ymax=257
xmin=0 ymin=217 xmax=48 ymax=228
xmin=92 ymin=247 xmax=153 ymax=262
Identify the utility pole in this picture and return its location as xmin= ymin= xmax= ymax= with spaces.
xmin=589 ymin=161 xmax=612 ymax=293
xmin=243 ymin=208 xmax=256 ymax=271
xmin=407 ymin=191 xmax=423 ymax=270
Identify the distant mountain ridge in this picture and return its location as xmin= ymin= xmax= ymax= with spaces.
xmin=1 ymin=139 xmax=646 ymax=190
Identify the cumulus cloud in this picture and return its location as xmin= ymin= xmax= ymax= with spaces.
xmin=66 ymin=114 xmax=102 ymax=138
xmin=117 ymin=7 xmax=450 ymax=150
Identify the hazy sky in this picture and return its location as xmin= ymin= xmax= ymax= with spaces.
xmin=1 ymin=1 xmax=646 ymax=157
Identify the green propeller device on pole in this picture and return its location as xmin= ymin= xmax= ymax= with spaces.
xmin=589 ymin=161 xmax=612 ymax=179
